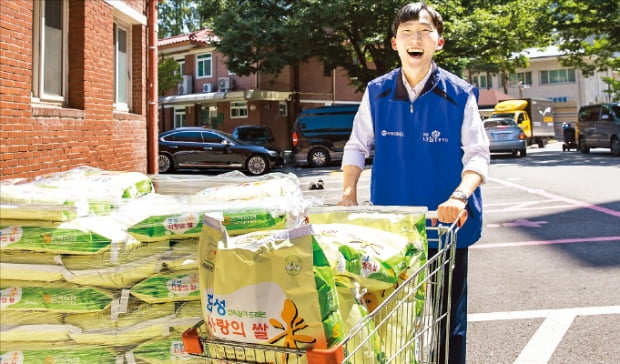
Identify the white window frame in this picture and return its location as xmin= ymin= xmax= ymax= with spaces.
xmin=279 ymin=101 xmax=288 ymax=116
xmin=32 ymin=0 xmax=69 ymax=105
xmin=540 ymin=69 xmax=576 ymax=85
xmin=176 ymin=58 xmax=185 ymax=76
xmin=230 ymin=101 xmax=248 ymax=118
xmin=196 ymin=53 xmax=213 ymax=78
xmin=508 ymin=72 xmax=532 ymax=87
xmin=114 ymin=21 xmax=131 ymax=112
xmin=174 ymin=108 xmax=186 ymax=128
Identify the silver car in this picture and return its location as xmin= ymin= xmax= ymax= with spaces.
xmin=577 ymin=103 xmax=620 ymax=156
xmin=484 ymin=117 xmax=527 ymax=158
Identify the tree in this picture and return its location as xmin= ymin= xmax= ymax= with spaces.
xmin=196 ymin=0 xmax=554 ymax=90
xmin=158 ymin=58 xmax=182 ymax=96
xmin=550 ymin=1 xmax=620 ymax=77
xmin=158 ymin=0 xmax=205 ymax=38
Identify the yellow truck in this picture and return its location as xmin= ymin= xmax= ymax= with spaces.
xmin=490 ymin=98 xmax=555 ymax=147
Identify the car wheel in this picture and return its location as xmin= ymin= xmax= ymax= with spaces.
xmin=246 ymin=154 xmax=269 ymax=175
xmin=519 ymin=148 xmax=527 ymax=158
xmin=308 ymin=148 xmax=329 ymax=168
xmin=579 ymin=136 xmax=590 ymax=154
xmin=158 ymin=154 xmax=174 ymax=173
xmin=611 ymin=138 xmax=620 ymax=156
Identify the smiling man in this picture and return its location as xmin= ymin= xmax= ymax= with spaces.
xmin=337 ymin=2 xmax=490 ymax=364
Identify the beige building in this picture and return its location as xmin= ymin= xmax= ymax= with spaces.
xmin=470 ymin=46 xmax=619 ymax=129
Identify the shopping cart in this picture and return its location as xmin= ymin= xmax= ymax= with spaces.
xmin=182 ymin=209 xmax=459 ymax=364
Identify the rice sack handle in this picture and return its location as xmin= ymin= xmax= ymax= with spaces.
xmin=198 ymin=216 xmax=345 ymax=352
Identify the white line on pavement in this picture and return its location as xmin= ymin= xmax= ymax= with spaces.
xmin=469 ymin=306 xmax=620 ymax=364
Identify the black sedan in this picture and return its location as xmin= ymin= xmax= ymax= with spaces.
xmin=158 ymin=127 xmax=284 ymax=175
xmin=484 ymin=118 xmax=527 ymax=158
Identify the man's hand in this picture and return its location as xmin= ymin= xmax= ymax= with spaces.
xmin=337 ymin=196 xmax=358 ymax=206
xmin=437 ymin=198 xmax=468 ymax=226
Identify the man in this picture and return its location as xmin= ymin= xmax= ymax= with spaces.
xmin=338 ymin=3 xmax=490 ymax=363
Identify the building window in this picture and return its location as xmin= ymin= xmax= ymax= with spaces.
xmin=32 ymin=0 xmax=68 ymax=104
xmin=279 ymin=101 xmax=288 ymax=116
xmin=177 ymin=58 xmax=185 ymax=76
xmin=540 ymin=69 xmax=576 ymax=85
xmin=197 ymin=53 xmax=212 ymax=78
xmin=114 ymin=22 xmax=131 ymax=111
xmin=230 ymin=101 xmax=248 ymax=118
xmin=473 ymin=74 xmax=492 ymax=89
xmin=174 ymin=108 xmax=186 ymax=127
xmin=508 ymin=72 xmax=532 ymax=86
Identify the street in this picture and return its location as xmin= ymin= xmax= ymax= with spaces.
xmin=293 ymin=141 xmax=620 ymax=364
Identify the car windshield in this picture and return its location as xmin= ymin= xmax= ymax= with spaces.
xmin=611 ymin=105 xmax=620 ymax=120
xmin=484 ymin=119 xmax=516 ymax=128
xmin=219 ymin=130 xmax=244 ymax=144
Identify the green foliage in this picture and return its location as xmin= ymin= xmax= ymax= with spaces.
xmin=602 ymin=77 xmax=620 ymax=102
xmin=158 ymin=58 xmax=183 ymax=96
xmin=550 ymin=1 xmax=620 ymax=77
xmin=158 ymin=0 xmax=614 ymax=91
xmin=158 ymin=0 xmax=206 ymax=38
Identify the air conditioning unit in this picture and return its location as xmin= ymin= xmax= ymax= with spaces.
xmin=179 ymin=75 xmax=193 ymax=95
xmin=202 ymin=83 xmax=214 ymax=93
xmin=218 ymin=77 xmax=233 ymax=92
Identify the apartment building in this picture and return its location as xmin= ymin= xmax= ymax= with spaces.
xmin=0 ymin=0 xmax=159 ymax=179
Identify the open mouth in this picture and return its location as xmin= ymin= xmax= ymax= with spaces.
xmin=407 ymin=48 xmax=424 ymax=57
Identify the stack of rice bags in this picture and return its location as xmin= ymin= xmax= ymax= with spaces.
xmin=198 ymin=205 xmax=427 ymax=363
xmin=1 ymin=167 xmax=308 ymax=363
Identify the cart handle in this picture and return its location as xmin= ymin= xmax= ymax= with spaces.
xmin=428 ymin=208 xmax=467 ymax=229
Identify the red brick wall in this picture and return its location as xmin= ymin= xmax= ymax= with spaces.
xmin=0 ymin=0 xmax=149 ymax=180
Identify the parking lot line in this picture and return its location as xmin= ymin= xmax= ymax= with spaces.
xmin=469 ymin=306 xmax=620 ymax=364
xmin=471 ymin=235 xmax=620 ymax=249
xmin=488 ymin=177 xmax=620 ymax=218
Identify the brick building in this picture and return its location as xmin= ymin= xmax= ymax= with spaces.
xmin=0 ymin=0 xmax=159 ymax=179
xmin=158 ymin=29 xmax=364 ymax=150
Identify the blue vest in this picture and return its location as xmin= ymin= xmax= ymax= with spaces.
xmin=367 ymin=65 xmax=483 ymax=248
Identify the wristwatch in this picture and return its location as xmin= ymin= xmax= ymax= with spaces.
xmin=450 ymin=190 xmax=469 ymax=203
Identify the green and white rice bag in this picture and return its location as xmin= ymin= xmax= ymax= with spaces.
xmin=0 ymin=346 xmax=119 ymax=364
xmin=64 ymin=301 xmax=177 ymax=346
xmin=130 ymin=335 xmax=205 ymax=364
xmin=130 ymin=270 xmax=200 ymax=304
xmin=0 ymin=280 xmax=113 ymax=313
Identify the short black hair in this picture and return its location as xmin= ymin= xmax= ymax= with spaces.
xmin=392 ymin=2 xmax=444 ymax=36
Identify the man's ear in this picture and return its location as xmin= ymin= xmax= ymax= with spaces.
xmin=436 ymin=37 xmax=445 ymax=50
xmin=391 ymin=37 xmax=397 ymax=50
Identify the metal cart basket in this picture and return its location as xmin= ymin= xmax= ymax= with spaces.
xmin=183 ymin=209 xmax=459 ymax=364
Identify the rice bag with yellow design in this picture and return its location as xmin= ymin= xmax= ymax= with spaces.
xmin=198 ymin=216 xmax=345 ymax=356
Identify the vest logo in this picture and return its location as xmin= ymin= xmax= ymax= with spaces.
xmin=381 ymin=129 xmax=404 ymax=137
xmin=422 ymin=130 xmax=448 ymax=143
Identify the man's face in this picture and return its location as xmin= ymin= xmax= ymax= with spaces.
xmin=391 ymin=10 xmax=444 ymax=71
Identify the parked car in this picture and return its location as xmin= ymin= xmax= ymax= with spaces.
xmin=291 ymin=104 xmax=372 ymax=167
xmin=577 ymin=103 xmax=620 ymax=156
xmin=483 ymin=117 xmax=527 ymax=158
xmin=158 ymin=127 xmax=284 ymax=175
xmin=231 ymin=125 xmax=276 ymax=147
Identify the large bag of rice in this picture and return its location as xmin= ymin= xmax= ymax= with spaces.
xmin=0 ymin=215 xmax=137 ymax=255
xmin=306 ymin=206 xmax=428 ymax=363
xmin=0 ymin=280 xmax=113 ymax=313
xmin=129 ymin=335 xmax=205 ymax=364
xmin=198 ymin=216 xmax=345 ymax=355
xmin=64 ymin=301 xmax=177 ymax=346
xmin=0 ymin=166 xmax=153 ymax=215
xmin=130 ymin=270 xmax=200 ymax=304
xmin=0 ymin=345 xmax=120 ymax=364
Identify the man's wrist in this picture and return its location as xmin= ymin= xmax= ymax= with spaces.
xmin=449 ymin=189 xmax=469 ymax=203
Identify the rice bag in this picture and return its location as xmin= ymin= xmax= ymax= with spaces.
xmin=130 ymin=270 xmax=200 ymax=304
xmin=0 ymin=280 xmax=113 ymax=313
xmin=198 ymin=216 xmax=345 ymax=354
